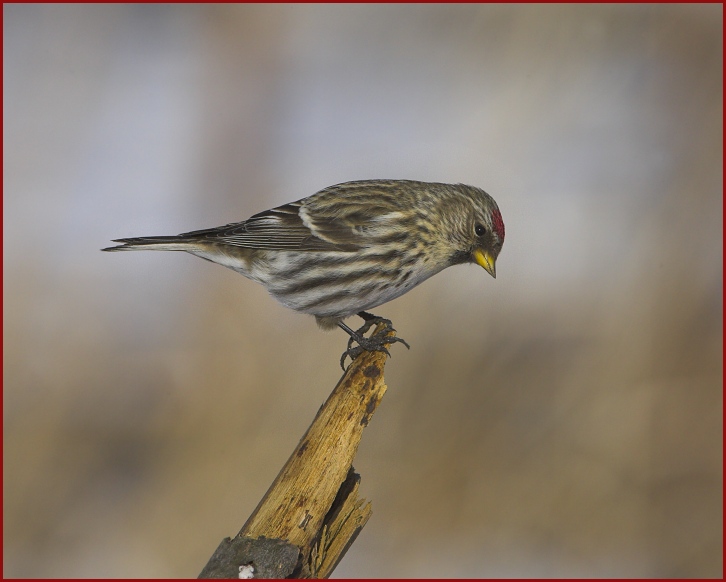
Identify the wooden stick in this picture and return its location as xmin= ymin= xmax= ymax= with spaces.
xmin=199 ymin=322 xmax=395 ymax=578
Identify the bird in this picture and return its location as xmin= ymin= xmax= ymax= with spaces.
xmin=103 ymin=179 xmax=505 ymax=368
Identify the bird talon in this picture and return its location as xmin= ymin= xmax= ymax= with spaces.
xmin=339 ymin=312 xmax=410 ymax=369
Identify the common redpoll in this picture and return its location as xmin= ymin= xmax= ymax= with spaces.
xmin=103 ymin=180 xmax=505 ymax=367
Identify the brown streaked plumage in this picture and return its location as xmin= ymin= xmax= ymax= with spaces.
xmin=103 ymin=179 xmax=504 ymax=365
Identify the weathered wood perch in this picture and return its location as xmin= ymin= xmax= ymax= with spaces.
xmin=199 ymin=322 xmax=396 ymax=579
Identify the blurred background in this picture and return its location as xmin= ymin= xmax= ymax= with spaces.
xmin=3 ymin=4 xmax=722 ymax=577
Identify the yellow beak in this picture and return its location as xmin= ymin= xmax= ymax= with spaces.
xmin=473 ymin=249 xmax=496 ymax=278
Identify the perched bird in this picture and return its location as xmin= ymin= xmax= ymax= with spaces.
xmin=103 ymin=179 xmax=505 ymax=367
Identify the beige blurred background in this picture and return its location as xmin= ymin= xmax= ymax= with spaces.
xmin=3 ymin=4 xmax=722 ymax=578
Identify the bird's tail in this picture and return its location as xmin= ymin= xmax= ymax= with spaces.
xmin=101 ymin=236 xmax=199 ymax=252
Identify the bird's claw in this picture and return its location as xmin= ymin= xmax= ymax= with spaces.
xmin=340 ymin=314 xmax=411 ymax=370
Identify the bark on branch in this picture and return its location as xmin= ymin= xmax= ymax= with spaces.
xmin=199 ymin=322 xmax=395 ymax=578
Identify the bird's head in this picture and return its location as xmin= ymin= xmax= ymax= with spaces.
xmin=445 ymin=185 xmax=504 ymax=278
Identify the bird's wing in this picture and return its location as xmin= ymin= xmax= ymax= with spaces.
xmin=175 ymin=202 xmax=341 ymax=251
xmin=181 ymin=182 xmax=408 ymax=252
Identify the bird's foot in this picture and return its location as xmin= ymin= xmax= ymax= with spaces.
xmin=339 ymin=312 xmax=411 ymax=370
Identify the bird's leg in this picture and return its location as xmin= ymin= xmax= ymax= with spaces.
xmin=338 ymin=311 xmax=411 ymax=369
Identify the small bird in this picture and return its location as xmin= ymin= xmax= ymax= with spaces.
xmin=103 ymin=180 xmax=505 ymax=367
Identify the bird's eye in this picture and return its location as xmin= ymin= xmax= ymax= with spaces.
xmin=475 ymin=224 xmax=486 ymax=237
